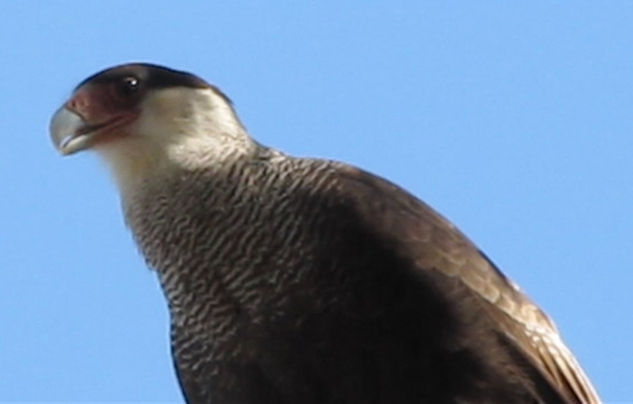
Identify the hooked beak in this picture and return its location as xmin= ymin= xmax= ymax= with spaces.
xmin=49 ymin=106 xmax=98 ymax=156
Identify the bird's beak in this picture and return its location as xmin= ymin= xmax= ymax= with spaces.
xmin=50 ymin=106 xmax=97 ymax=156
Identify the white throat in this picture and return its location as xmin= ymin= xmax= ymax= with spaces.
xmin=95 ymin=87 xmax=256 ymax=198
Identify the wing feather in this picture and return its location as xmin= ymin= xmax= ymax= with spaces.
xmin=335 ymin=164 xmax=600 ymax=404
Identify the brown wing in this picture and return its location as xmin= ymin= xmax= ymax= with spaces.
xmin=334 ymin=163 xmax=600 ymax=404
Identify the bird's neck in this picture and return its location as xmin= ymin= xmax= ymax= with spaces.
xmin=99 ymin=128 xmax=258 ymax=202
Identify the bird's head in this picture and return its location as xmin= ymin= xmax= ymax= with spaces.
xmin=50 ymin=63 xmax=252 ymax=191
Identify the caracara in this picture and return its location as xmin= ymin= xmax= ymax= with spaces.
xmin=50 ymin=63 xmax=600 ymax=404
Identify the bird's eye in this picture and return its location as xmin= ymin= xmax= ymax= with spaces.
xmin=117 ymin=76 xmax=140 ymax=98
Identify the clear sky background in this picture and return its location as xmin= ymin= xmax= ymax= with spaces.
xmin=0 ymin=2 xmax=631 ymax=402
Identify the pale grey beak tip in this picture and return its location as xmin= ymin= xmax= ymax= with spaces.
xmin=49 ymin=107 xmax=89 ymax=156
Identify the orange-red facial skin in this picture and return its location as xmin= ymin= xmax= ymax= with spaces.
xmin=65 ymin=83 xmax=140 ymax=147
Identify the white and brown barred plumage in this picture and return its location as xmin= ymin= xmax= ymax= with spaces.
xmin=50 ymin=63 xmax=600 ymax=404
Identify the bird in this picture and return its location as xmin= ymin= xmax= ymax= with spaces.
xmin=50 ymin=63 xmax=600 ymax=404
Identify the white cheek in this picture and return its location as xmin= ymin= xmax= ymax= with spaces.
xmin=95 ymin=87 xmax=253 ymax=195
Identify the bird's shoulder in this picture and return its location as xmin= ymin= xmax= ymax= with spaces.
xmin=312 ymin=160 xmax=599 ymax=404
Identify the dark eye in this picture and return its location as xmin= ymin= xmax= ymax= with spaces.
xmin=117 ymin=76 xmax=140 ymax=98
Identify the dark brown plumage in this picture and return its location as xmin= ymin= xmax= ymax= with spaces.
xmin=50 ymin=63 xmax=600 ymax=404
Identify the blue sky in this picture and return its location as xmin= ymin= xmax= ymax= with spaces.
xmin=1 ymin=1 xmax=631 ymax=402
